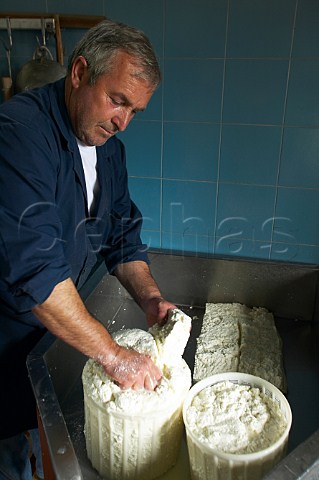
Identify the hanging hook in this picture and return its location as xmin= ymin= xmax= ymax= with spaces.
xmin=1 ymin=17 xmax=13 ymax=100
xmin=5 ymin=17 xmax=12 ymax=79
xmin=6 ymin=17 xmax=12 ymax=48
xmin=34 ymin=18 xmax=53 ymax=61
xmin=41 ymin=17 xmax=46 ymax=47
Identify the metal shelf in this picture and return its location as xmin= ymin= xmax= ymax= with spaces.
xmin=0 ymin=13 xmax=106 ymax=65
xmin=0 ymin=17 xmax=55 ymax=31
xmin=0 ymin=12 xmax=106 ymax=30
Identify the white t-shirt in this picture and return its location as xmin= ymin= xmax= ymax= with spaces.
xmin=77 ymin=139 xmax=100 ymax=214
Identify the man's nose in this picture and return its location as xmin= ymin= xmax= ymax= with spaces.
xmin=112 ymin=108 xmax=132 ymax=132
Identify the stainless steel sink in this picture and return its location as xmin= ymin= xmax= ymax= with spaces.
xmin=27 ymin=251 xmax=319 ymax=479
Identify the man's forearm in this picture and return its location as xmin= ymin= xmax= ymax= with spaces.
xmin=114 ymin=261 xmax=163 ymax=309
xmin=32 ymin=277 xmax=119 ymax=366
xmin=32 ymin=276 xmax=162 ymax=390
xmin=114 ymin=260 xmax=176 ymax=326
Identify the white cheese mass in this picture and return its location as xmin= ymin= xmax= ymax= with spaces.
xmin=193 ymin=303 xmax=287 ymax=392
xmin=82 ymin=308 xmax=192 ymax=480
xmin=186 ymin=380 xmax=287 ymax=455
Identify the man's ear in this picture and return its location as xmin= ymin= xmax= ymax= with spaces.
xmin=71 ymin=56 xmax=88 ymax=88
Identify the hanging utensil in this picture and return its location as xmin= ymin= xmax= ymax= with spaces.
xmin=1 ymin=17 xmax=13 ymax=101
xmin=15 ymin=18 xmax=66 ymax=93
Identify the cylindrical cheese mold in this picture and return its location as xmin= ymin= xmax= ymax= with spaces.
xmin=84 ymin=390 xmax=185 ymax=480
xmin=183 ymin=373 xmax=292 ymax=480
xmin=83 ymin=357 xmax=191 ymax=480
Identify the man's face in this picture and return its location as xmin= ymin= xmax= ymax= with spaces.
xmin=66 ymin=51 xmax=154 ymax=146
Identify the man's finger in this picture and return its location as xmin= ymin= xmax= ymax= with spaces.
xmin=144 ymin=372 xmax=157 ymax=391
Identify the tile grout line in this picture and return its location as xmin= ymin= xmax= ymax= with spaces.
xmin=159 ymin=0 xmax=166 ymax=250
xmin=213 ymin=0 xmax=230 ymax=256
xmin=269 ymin=0 xmax=299 ymax=260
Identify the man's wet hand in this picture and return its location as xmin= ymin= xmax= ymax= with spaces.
xmin=102 ymin=344 xmax=162 ymax=391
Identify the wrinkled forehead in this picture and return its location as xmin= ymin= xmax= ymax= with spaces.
xmin=109 ymin=49 xmax=158 ymax=87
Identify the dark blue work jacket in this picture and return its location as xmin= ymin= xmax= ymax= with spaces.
xmin=0 ymin=78 xmax=148 ymax=437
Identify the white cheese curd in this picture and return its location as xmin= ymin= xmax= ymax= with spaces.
xmin=193 ymin=302 xmax=287 ymax=392
xmin=186 ymin=380 xmax=287 ymax=455
xmin=82 ymin=308 xmax=192 ymax=480
xmin=83 ymin=355 xmax=191 ymax=415
xmin=149 ymin=308 xmax=192 ymax=367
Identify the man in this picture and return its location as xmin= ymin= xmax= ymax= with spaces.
xmin=0 ymin=19 xmax=175 ymax=479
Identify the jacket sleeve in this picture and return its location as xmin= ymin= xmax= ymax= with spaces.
xmin=0 ymin=120 xmax=71 ymax=312
xmin=100 ymin=138 xmax=150 ymax=273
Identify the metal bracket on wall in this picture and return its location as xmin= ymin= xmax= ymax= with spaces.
xmin=0 ymin=13 xmax=106 ymax=65
xmin=0 ymin=13 xmax=63 ymax=65
xmin=0 ymin=17 xmax=55 ymax=32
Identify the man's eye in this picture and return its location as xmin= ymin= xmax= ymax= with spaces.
xmin=110 ymin=97 xmax=123 ymax=106
xmin=106 ymin=93 xmax=120 ymax=106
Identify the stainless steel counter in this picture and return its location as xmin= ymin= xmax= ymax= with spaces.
xmin=27 ymin=252 xmax=319 ymax=479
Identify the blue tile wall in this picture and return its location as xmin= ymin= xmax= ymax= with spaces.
xmin=128 ymin=177 xmax=161 ymax=233
xmin=164 ymin=0 xmax=228 ymax=58
xmin=274 ymin=188 xmax=319 ymax=245
xmin=220 ymin=125 xmax=282 ymax=185
xmin=1 ymin=0 xmax=319 ymax=264
xmin=162 ymin=179 xmax=217 ymax=237
xmin=163 ymin=58 xmax=224 ymax=122
xmin=163 ymin=123 xmax=220 ymax=182
xmin=106 ymin=0 xmax=164 ymax=58
xmin=285 ymin=60 xmax=319 ymax=125
xmin=279 ymin=128 xmax=319 ymax=187
xmin=223 ymin=59 xmax=289 ymax=124
xmin=292 ymin=0 xmax=319 ymax=57
xmin=227 ymin=0 xmax=295 ymax=58
xmin=118 ymin=122 xmax=162 ymax=178
xmin=216 ymin=183 xmax=276 ymax=243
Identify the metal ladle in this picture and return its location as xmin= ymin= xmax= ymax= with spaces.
xmin=15 ymin=17 xmax=66 ymax=93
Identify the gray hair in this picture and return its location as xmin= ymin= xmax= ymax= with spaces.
xmin=67 ymin=19 xmax=161 ymax=88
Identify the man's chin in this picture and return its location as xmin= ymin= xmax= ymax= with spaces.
xmin=81 ymin=131 xmax=113 ymax=147
xmin=96 ymin=127 xmax=115 ymax=144
xmin=93 ymin=136 xmax=111 ymax=146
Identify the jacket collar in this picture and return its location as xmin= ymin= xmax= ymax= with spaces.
xmin=48 ymin=78 xmax=77 ymax=152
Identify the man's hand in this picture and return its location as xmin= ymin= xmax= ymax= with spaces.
xmin=141 ymin=296 xmax=176 ymax=327
xmin=102 ymin=342 xmax=162 ymax=390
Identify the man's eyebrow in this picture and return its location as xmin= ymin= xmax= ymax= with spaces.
xmin=114 ymin=92 xmax=145 ymax=113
